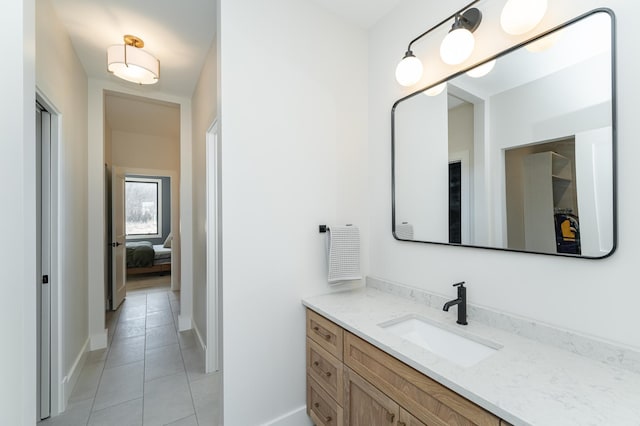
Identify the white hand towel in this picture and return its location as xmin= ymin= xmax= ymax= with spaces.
xmin=395 ymin=222 xmax=414 ymax=239
xmin=327 ymin=225 xmax=361 ymax=284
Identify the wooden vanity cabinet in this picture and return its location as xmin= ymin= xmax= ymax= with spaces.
xmin=399 ymin=408 xmax=427 ymax=426
xmin=306 ymin=309 xmax=504 ymax=426
xmin=343 ymin=332 xmax=500 ymax=426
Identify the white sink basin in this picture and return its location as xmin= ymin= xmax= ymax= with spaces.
xmin=379 ymin=315 xmax=501 ymax=367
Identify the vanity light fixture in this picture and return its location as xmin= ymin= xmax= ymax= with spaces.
xmin=500 ymin=0 xmax=548 ymax=35
xmin=440 ymin=8 xmax=482 ymax=65
xmin=466 ymin=59 xmax=496 ymax=78
xmin=107 ymin=35 xmax=160 ymax=85
xmin=394 ymin=1 xmax=481 ymax=86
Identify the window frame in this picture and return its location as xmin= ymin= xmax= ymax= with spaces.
xmin=125 ymin=176 xmax=163 ymax=240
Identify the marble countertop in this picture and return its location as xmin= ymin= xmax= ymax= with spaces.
xmin=302 ymin=287 xmax=640 ymax=426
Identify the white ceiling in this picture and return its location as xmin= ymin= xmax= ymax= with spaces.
xmin=309 ymin=0 xmax=401 ymax=28
xmin=50 ymin=0 xmax=216 ymax=97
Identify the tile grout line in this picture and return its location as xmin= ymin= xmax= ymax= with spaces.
xmin=141 ymin=292 xmax=148 ymax=426
xmin=84 ymin=303 xmax=124 ymax=425
xmin=170 ymin=291 xmax=200 ymax=426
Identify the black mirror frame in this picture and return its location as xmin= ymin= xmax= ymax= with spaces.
xmin=391 ymin=8 xmax=617 ymax=259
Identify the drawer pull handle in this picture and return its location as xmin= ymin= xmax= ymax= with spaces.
xmin=314 ymin=402 xmax=320 ymax=408
xmin=313 ymin=361 xmax=320 ymax=367
xmin=325 ymin=371 xmax=332 ymax=377
xmin=398 ymin=422 xmax=406 ymax=426
xmin=312 ymin=326 xmax=332 ymax=340
xmin=386 ymin=412 xmax=395 ymax=423
xmin=325 ymin=416 xmax=332 ymax=422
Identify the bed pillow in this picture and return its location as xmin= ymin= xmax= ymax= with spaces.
xmin=163 ymin=233 xmax=173 ymax=248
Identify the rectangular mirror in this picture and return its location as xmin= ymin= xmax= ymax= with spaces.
xmin=392 ymin=9 xmax=616 ymax=258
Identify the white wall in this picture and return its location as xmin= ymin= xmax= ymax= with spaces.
xmin=111 ymin=131 xmax=180 ymax=171
xmin=369 ymin=0 xmax=640 ymax=350
xmin=218 ymin=0 xmax=369 ymax=423
xmin=36 ymin=0 xmax=89 ymax=412
xmin=0 ymin=0 xmax=36 ymax=423
xmin=394 ymin=92 xmax=448 ymax=241
xmin=191 ymin=40 xmax=217 ymax=346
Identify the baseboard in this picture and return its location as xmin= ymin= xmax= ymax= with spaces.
xmin=62 ymin=338 xmax=89 ymax=407
xmin=261 ymin=406 xmax=312 ymax=426
xmin=89 ymin=329 xmax=108 ymax=350
xmin=192 ymin=320 xmax=206 ymax=352
xmin=178 ymin=314 xmax=192 ymax=332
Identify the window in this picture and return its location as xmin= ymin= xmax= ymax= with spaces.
xmin=125 ymin=177 xmax=162 ymax=239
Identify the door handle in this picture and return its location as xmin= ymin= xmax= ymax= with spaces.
xmin=111 ymin=242 xmax=122 ymax=247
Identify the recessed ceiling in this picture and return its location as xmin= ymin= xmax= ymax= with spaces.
xmin=50 ymin=0 xmax=216 ymax=97
xmin=309 ymin=0 xmax=401 ymax=28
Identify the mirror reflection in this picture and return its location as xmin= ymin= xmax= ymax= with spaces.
xmin=392 ymin=10 xmax=615 ymax=258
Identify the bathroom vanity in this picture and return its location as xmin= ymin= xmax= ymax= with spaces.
xmin=306 ymin=309 xmax=505 ymax=425
xmin=303 ymin=283 xmax=640 ymax=425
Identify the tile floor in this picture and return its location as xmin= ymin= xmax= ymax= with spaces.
xmin=40 ymin=278 xmax=221 ymax=426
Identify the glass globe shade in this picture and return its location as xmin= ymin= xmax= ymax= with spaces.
xmin=395 ymin=55 xmax=424 ymax=87
xmin=423 ymin=82 xmax=447 ymax=97
xmin=440 ymin=28 xmax=475 ymax=65
xmin=466 ymin=59 xmax=496 ymax=78
xmin=500 ymin=0 xmax=548 ymax=36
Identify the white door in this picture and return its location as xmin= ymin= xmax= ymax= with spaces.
xmin=36 ymin=102 xmax=52 ymax=420
xmin=111 ymin=167 xmax=127 ymax=309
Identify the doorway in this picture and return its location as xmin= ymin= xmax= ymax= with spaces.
xmin=36 ymin=100 xmax=52 ymax=420
xmin=36 ymin=95 xmax=61 ymax=419
xmin=107 ymin=168 xmax=178 ymax=310
xmin=103 ymin=92 xmax=181 ymax=317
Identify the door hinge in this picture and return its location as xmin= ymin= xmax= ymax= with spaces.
xmin=42 ymin=275 xmax=49 ymax=284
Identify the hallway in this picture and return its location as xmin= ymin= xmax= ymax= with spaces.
xmin=41 ymin=282 xmax=221 ymax=426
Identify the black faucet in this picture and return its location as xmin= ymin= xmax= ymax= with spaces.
xmin=443 ymin=282 xmax=467 ymax=325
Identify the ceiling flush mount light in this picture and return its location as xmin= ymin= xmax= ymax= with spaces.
xmin=395 ymin=1 xmax=483 ymax=87
xmin=500 ymin=0 xmax=548 ymax=35
xmin=395 ymin=50 xmax=424 ymax=87
xmin=107 ymin=35 xmax=160 ymax=85
xmin=440 ymin=8 xmax=482 ymax=65
xmin=466 ymin=59 xmax=496 ymax=78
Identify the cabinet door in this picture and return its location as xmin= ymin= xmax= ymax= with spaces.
xmin=344 ymin=367 xmax=399 ymax=426
xmin=398 ymin=408 xmax=426 ymax=426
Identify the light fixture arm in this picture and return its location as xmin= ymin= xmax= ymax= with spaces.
xmin=405 ymin=0 xmax=481 ymax=53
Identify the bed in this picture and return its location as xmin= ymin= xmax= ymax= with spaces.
xmin=126 ymin=238 xmax=172 ymax=275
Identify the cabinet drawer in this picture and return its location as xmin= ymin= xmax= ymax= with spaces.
xmin=399 ymin=408 xmax=426 ymax=426
xmin=308 ymin=375 xmax=343 ymax=426
xmin=344 ymin=332 xmax=500 ymax=426
xmin=308 ymin=338 xmax=344 ymax=404
xmin=307 ymin=309 xmax=343 ymax=360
